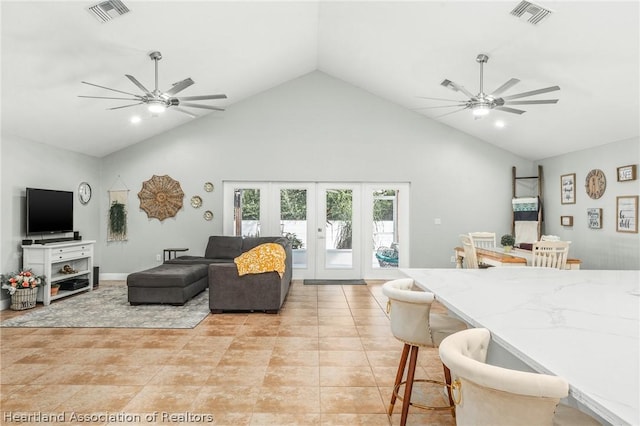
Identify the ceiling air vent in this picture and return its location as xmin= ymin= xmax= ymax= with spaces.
xmin=87 ymin=0 xmax=130 ymax=23
xmin=510 ymin=1 xmax=552 ymax=25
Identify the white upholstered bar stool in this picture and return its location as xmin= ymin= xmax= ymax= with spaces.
xmin=532 ymin=241 xmax=570 ymax=269
xmin=469 ymin=232 xmax=496 ymax=249
xmin=382 ymin=278 xmax=467 ymax=426
xmin=438 ymin=328 xmax=601 ymax=426
xmin=460 ymin=234 xmax=479 ymax=269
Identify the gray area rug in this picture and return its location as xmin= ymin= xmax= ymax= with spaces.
xmin=303 ymin=279 xmax=366 ymax=285
xmin=0 ymin=285 xmax=209 ymax=329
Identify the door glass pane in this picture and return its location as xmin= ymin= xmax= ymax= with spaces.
xmin=234 ymin=188 xmax=260 ymax=237
xmin=325 ymin=189 xmax=353 ymax=268
xmin=280 ymin=189 xmax=307 ymax=268
xmin=372 ymin=189 xmax=398 ymax=269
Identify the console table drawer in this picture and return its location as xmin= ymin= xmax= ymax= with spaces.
xmin=51 ymin=247 xmax=93 ymax=261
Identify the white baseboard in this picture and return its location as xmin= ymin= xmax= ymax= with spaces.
xmin=100 ymin=273 xmax=129 ymax=281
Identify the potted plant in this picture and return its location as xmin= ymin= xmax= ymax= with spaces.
xmin=500 ymin=234 xmax=516 ymax=252
xmin=1 ymin=269 xmax=44 ymax=310
xmin=50 ymin=283 xmax=61 ymax=296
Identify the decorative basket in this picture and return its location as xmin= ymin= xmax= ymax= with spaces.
xmin=10 ymin=287 xmax=38 ymax=310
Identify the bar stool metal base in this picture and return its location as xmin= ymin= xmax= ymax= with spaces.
xmin=390 ymin=378 xmax=454 ymax=412
xmin=388 ymin=343 xmax=455 ymax=426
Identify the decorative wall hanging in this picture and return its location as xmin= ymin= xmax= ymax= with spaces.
xmin=585 ymin=169 xmax=606 ymax=199
xmin=560 ymin=173 xmax=575 ymax=204
xmin=138 ymin=175 xmax=184 ymax=221
xmin=587 ymin=208 xmax=602 ymax=229
xmin=204 ymin=210 xmax=213 ymax=221
xmin=108 ymin=190 xmax=129 ymax=241
xmin=616 ymin=196 xmax=638 ymax=233
xmin=204 ymin=182 xmax=214 ymax=192
xmin=617 ymin=165 xmax=637 ymax=182
xmin=191 ymin=195 xmax=203 ymax=208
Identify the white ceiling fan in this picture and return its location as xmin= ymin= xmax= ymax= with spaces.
xmin=79 ymin=51 xmax=227 ymax=117
xmin=418 ymin=53 xmax=560 ymax=118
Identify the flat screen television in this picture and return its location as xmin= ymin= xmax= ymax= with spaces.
xmin=26 ymin=188 xmax=74 ymax=235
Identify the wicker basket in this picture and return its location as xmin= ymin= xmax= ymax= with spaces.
xmin=10 ymin=287 xmax=38 ymax=310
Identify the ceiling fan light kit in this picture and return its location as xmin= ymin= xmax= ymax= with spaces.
xmin=79 ymin=51 xmax=227 ymax=118
xmin=420 ymin=53 xmax=560 ymax=119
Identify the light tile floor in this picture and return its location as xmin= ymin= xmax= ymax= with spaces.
xmin=0 ymin=281 xmax=456 ymax=425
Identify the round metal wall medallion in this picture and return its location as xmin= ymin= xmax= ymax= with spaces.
xmin=204 ymin=210 xmax=213 ymax=221
xmin=204 ymin=182 xmax=214 ymax=192
xmin=191 ymin=195 xmax=203 ymax=208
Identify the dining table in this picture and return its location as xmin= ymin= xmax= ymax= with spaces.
xmin=454 ymin=246 xmax=581 ymax=269
xmin=401 ymin=267 xmax=639 ymax=426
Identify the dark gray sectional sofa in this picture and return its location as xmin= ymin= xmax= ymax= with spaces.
xmin=127 ymin=236 xmax=292 ymax=313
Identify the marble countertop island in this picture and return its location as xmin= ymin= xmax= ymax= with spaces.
xmin=401 ymin=267 xmax=639 ymax=426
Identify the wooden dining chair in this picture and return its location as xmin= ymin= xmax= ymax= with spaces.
xmin=532 ymin=240 xmax=570 ymax=269
xmin=460 ymin=234 xmax=479 ymax=269
xmin=469 ymin=232 xmax=496 ymax=249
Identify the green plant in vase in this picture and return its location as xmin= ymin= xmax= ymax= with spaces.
xmin=500 ymin=234 xmax=515 ymax=252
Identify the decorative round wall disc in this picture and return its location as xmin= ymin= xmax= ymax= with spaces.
xmin=204 ymin=182 xmax=214 ymax=192
xmin=204 ymin=210 xmax=213 ymax=221
xmin=585 ymin=169 xmax=606 ymax=199
xmin=191 ymin=195 xmax=203 ymax=208
xmin=138 ymin=175 xmax=184 ymax=221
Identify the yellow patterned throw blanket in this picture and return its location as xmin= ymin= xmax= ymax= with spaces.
xmin=234 ymin=243 xmax=286 ymax=278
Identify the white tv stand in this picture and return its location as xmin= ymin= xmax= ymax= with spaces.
xmin=22 ymin=240 xmax=95 ymax=306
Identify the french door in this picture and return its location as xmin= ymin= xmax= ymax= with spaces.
xmin=223 ymin=182 xmax=409 ymax=280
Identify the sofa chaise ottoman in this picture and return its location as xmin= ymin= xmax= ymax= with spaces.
xmin=127 ymin=263 xmax=208 ymax=305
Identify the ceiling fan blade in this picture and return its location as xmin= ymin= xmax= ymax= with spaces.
xmin=417 ymin=96 xmax=466 ymax=102
xmin=504 ymin=99 xmax=559 ymax=105
xmin=489 ymin=78 xmax=520 ymax=97
xmin=125 ymin=74 xmax=153 ymax=97
xmin=440 ymin=79 xmax=475 ymax=99
xmin=413 ymin=104 xmax=468 ymax=110
xmin=170 ymin=106 xmax=197 ymax=118
xmin=78 ymin=95 xmax=141 ymax=101
xmin=177 ymin=94 xmax=227 ymax=101
xmin=179 ymin=102 xmax=225 ymax=111
xmin=501 ymin=86 xmax=560 ymax=100
xmin=433 ymin=106 xmax=469 ymax=118
xmin=494 ymin=106 xmax=526 ymax=115
xmin=106 ymin=103 xmax=144 ymax=110
xmin=165 ymin=78 xmax=195 ymax=96
xmin=81 ymin=81 xmax=144 ymax=98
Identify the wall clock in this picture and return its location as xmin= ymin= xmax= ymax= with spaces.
xmin=78 ymin=182 xmax=92 ymax=205
xmin=585 ymin=169 xmax=606 ymax=199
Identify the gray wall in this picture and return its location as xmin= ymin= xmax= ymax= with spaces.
xmin=99 ymin=71 xmax=531 ymax=274
xmin=0 ymin=135 xmax=101 ymax=306
xmin=2 ymin=71 xmax=637 ymax=305
xmin=537 ymin=137 xmax=640 ymax=269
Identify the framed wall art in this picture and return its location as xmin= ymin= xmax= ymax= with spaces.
xmin=560 ymin=216 xmax=573 ymax=226
xmin=617 ymin=165 xmax=637 ymax=182
xmin=616 ymin=195 xmax=638 ymax=233
xmin=560 ymin=173 xmax=576 ymax=204
xmin=587 ymin=208 xmax=602 ymax=229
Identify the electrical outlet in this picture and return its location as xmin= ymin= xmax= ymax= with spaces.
xmin=450 ymin=256 xmax=456 ymax=263
xmin=156 ymin=254 xmax=162 ymax=262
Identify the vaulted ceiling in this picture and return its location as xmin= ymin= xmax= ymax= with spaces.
xmin=2 ymin=1 xmax=638 ymax=160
